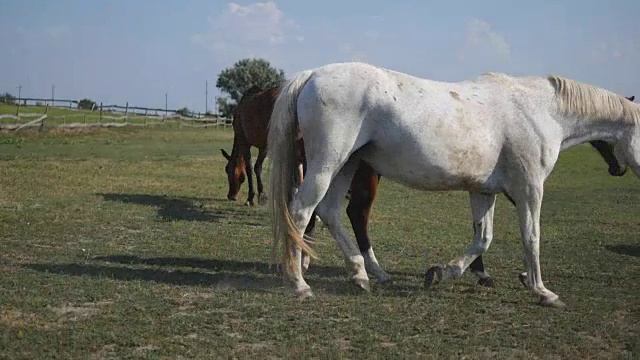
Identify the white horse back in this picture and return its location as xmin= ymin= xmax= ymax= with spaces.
xmin=296 ymin=62 xmax=561 ymax=192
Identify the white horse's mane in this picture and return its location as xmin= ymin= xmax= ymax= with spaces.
xmin=547 ymin=75 xmax=639 ymax=124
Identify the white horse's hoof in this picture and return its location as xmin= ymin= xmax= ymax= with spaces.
xmin=354 ymin=277 xmax=371 ymax=292
xmin=295 ymin=287 xmax=314 ymax=300
xmin=539 ymin=296 xmax=565 ymax=308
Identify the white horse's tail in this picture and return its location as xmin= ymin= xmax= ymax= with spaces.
xmin=267 ymin=69 xmax=315 ymax=273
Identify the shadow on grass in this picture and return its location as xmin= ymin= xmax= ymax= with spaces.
xmin=605 ymin=244 xmax=640 ymax=257
xmin=25 ymin=255 xmax=423 ymax=297
xmin=96 ymin=193 xmax=267 ymax=226
xmin=26 ymin=262 xmax=283 ymax=292
xmin=92 ymin=254 xmax=348 ymax=278
xmin=91 ymin=254 xmax=417 ymax=278
xmin=97 ymin=193 xmax=218 ymax=222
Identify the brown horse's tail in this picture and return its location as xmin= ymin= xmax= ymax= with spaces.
xmin=267 ymin=69 xmax=316 ymax=274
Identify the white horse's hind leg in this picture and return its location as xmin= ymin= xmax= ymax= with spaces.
xmin=425 ymin=192 xmax=496 ymax=286
xmin=314 ymin=162 xmax=370 ymax=291
xmin=285 ymin=159 xmax=354 ymax=297
xmin=285 ymin=198 xmax=316 ymax=298
xmin=514 ymin=184 xmax=564 ymax=307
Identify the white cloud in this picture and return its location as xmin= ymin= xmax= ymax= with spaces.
xmin=192 ymin=2 xmax=301 ymax=61
xmin=459 ymin=18 xmax=511 ymax=61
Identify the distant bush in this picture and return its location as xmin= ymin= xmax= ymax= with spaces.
xmin=0 ymin=92 xmax=16 ymax=104
xmin=78 ymin=98 xmax=96 ymax=110
xmin=176 ymin=107 xmax=192 ymax=117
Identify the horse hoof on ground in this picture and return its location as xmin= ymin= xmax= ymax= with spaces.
xmin=354 ymin=277 xmax=371 ymax=292
xmin=244 ymin=201 xmax=254 ymax=207
xmin=424 ymin=266 xmax=444 ymax=287
xmin=477 ymin=277 xmax=495 ymax=288
xmin=295 ymin=287 xmax=314 ymax=300
xmin=377 ymin=275 xmax=393 ymax=286
xmin=258 ymin=194 xmax=268 ymax=205
xmin=539 ymin=296 xmax=565 ymax=308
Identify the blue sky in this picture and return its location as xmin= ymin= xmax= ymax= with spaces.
xmin=1 ymin=0 xmax=638 ymax=113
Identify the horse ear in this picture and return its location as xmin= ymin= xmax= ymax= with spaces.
xmin=627 ymin=96 xmax=635 ymax=102
xmin=221 ymin=149 xmax=231 ymax=160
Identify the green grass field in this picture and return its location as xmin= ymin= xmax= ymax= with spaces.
xmin=0 ymin=127 xmax=638 ymax=359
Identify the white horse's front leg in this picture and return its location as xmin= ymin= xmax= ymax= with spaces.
xmin=425 ymin=192 xmax=496 ymax=286
xmin=515 ymin=184 xmax=564 ymax=307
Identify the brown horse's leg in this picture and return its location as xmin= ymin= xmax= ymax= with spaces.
xmin=346 ymin=161 xmax=391 ymax=283
xmin=242 ymin=146 xmax=256 ymax=206
xmin=469 ymin=255 xmax=494 ymax=288
xmin=254 ymin=148 xmax=268 ymax=205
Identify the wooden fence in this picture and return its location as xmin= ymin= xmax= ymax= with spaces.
xmin=0 ymin=101 xmax=232 ymax=131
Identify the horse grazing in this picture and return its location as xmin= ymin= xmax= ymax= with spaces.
xmin=267 ymin=62 xmax=639 ymax=307
xmin=221 ymin=85 xmax=283 ymax=206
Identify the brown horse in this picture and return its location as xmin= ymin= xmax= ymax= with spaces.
xmin=222 ymin=86 xmax=633 ymax=287
xmin=221 ymin=85 xmax=280 ymax=206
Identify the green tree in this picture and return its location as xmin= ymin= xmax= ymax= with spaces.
xmin=78 ymin=98 xmax=96 ymax=110
xmin=215 ymin=58 xmax=286 ymax=118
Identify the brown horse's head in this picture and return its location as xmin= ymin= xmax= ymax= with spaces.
xmin=221 ymin=148 xmax=246 ymax=201
xmin=590 ymin=95 xmax=635 ymax=177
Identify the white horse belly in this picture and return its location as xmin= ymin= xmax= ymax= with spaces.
xmin=360 ymin=124 xmax=502 ymax=192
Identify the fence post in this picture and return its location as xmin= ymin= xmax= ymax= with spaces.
xmin=15 ymin=99 xmax=20 ymax=117
xmin=99 ymin=102 xmax=103 ymax=123
xmin=124 ymin=102 xmax=129 ymax=123
xmin=39 ymin=105 xmax=49 ymax=132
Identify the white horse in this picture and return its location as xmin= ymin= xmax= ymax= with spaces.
xmin=267 ymin=62 xmax=639 ymax=307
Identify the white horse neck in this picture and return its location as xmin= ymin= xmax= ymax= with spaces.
xmin=546 ymin=75 xmax=639 ymax=150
